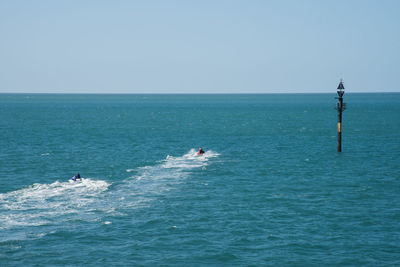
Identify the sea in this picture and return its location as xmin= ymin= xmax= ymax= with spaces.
xmin=0 ymin=93 xmax=399 ymax=266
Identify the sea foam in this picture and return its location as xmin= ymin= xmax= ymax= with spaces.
xmin=0 ymin=149 xmax=219 ymax=242
xmin=0 ymin=178 xmax=110 ymax=231
xmin=117 ymin=149 xmax=219 ymax=209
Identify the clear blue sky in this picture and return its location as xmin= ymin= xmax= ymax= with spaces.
xmin=0 ymin=0 xmax=399 ymax=93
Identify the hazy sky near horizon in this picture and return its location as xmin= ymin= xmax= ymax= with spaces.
xmin=0 ymin=0 xmax=399 ymax=93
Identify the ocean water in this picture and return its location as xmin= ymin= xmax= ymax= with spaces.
xmin=0 ymin=93 xmax=399 ymax=266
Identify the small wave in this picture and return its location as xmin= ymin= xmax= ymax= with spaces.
xmin=134 ymin=149 xmax=219 ymax=182
xmin=162 ymin=149 xmax=219 ymax=169
xmin=118 ymin=149 xmax=219 ymax=209
xmin=126 ymin=149 xmax=219 ymax=182
xmin=0 ymin=178 xmax=110 ymax=231
xmin=0 ymin=149 xmax=219 ymax=242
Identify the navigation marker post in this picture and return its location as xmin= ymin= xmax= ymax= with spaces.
xmin=335 ymin=79 xmax=346 ymax=152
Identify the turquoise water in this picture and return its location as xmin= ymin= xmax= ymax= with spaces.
xmin=1 ymin=93 xmax=399 ymax=266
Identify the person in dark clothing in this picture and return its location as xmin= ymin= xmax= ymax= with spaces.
xmin=72 ymin=173 xmax=81 ymax=181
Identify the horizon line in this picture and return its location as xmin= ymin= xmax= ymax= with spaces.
xmin=1 ymin=91 xmax=399 ymax=95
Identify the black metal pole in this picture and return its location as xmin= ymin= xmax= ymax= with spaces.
xmin=336 ymin=80 xmax=345 ymax=152
xmin=337 ymin=94 xmax=343 ymax=152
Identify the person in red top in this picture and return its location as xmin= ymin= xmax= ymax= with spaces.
xmin=197 ymin=147 xmax=205 ymax=155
